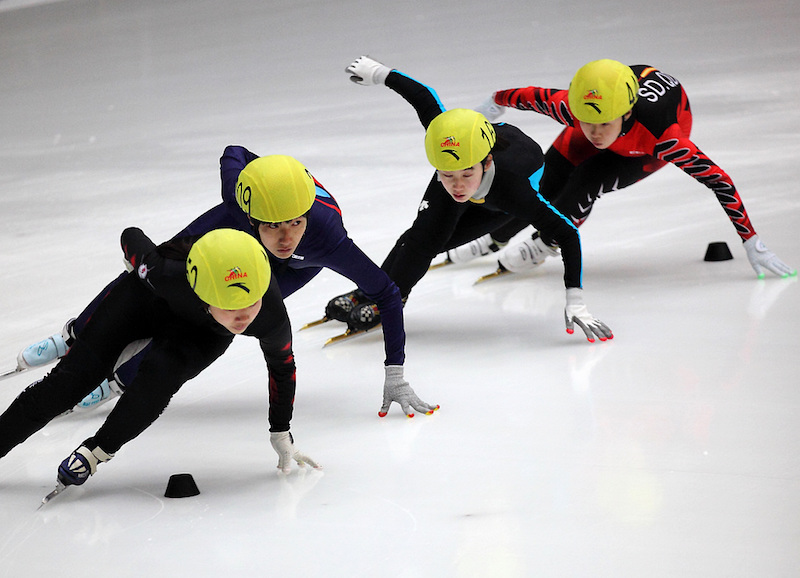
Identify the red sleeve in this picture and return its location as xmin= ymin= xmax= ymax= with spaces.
xmin=494 ymin=86 xmax=576 ymax=127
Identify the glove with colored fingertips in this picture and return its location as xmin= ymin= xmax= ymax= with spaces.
xmin=269 ymin=431 xmax=321 ymax=474
xmin=380 ymin=365 xmax=439 ymax=418
xmin=564 ymin=288 xmax=613 ymax=343
xmin=743 ymin=235 xmax=796 ymax=279
xmin=345 ymin=55 xmax=391 ymax=86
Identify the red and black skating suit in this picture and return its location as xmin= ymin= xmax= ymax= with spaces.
xmin=493 ymin=65 xmax=756 ymax=240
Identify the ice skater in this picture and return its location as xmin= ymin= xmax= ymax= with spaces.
xmin=325 ymin=56 xmax=612 ymax=343
xmin=458 ymin=59 xmax=795 ymax=279
xmin=0 ymin=228 xmax=319 ymax=496
xmin=15 ymin=150 xmax=436 ymax=418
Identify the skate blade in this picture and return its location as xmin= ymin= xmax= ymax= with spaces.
xmin=323 ymin=323 xmax=382 ymax=347
xmin=428 ymin=259 xmax=453 ymax=271
xmin=299 ymin=317 xmax=330 ymax=330
xmin=474 ymin=268 xmax=513 ymax=284
xmin=38 ymin=480 xmax=67 ymax=510
xmin=0 ymin=366 xmax=27 ymax=382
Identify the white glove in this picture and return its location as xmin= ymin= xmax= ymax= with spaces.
xmin=269 ymin=431 xmax=321 ymax=474
xmin=743 ymin=235 xmax=796 ymax=278
xmin=380 ymin=366 xmax=439 ymax=418
xmin=345 ymin=56 xmax=390 ymax=86
xmin=564 ymin=288 xmax=613 ymax=343
xmin=473 ymin=95 xmax=504 ymax=122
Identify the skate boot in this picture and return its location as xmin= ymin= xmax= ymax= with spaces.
xmin=57 ymin=441 xmax=114 ymax=487
xmin=446 ymin=234 xmax=506 ymax=264
xmin=498 ymin=232 xmax=560 ymax=273
xmin=325 ymin=289 xmax=367 ymax=322
xmin=74 ymin=378 xmax=124 ymax=411
xmin=348 ymin=301 xmax=382 ymax=332
xmin=16 ymin=318 xmax=76 ymax=369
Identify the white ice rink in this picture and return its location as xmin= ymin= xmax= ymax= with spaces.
xmin=1 ymin=0 xmax=798 ymax=576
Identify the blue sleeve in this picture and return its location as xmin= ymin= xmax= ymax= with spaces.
xmin=274 ymin=264 xmax=322 ymax=297
xmin=324 ymin=239 xmax=406 ymax=366
xmin=220 ymin=144 xmax=259 ymax=208
xmin=170 ymin=144 xmax=259 ymax=239
xmin=173 ymin=203 xmax=250 ymax=238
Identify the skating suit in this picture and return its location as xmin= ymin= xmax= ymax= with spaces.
xmin=493 ymin=65 xmax=755 ymax=239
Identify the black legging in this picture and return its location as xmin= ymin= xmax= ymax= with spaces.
xmin=0 ymin=273 xmax=232 ymax=458
xmin=483 ymin=147 xmax=664 ymax=246
xmin=381 ymin=175 xmax=524 ymax=298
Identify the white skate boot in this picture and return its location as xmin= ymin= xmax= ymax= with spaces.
xmin=446 ymin=234 xmax=505 ymax=264
xmin=74 ymin=378 xmax=124 ymax=411
xmin=498 ymin=234 xmax=560 ymax=273
xmin=16 ymin=319 xmax=75 ymax=369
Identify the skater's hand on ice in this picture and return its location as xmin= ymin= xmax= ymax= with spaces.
xmin=270 ymin=431 xmax=321 ymax=474
xmin=345 ymin=56 xmax=390 ymax=86
xmin=743 ymin=235 xmax=797 ymax=279
xmin=564 ymin=288 xmax=613 ymax=343
xmin=381 ymin=366 xmax=439 ymax=418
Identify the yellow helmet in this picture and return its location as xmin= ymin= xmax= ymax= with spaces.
xmin=236 ymin=155 xmax=316 ymax=223
xmin=424 ymin=109 xmax=496 ymax=171
xmin=187 ymin=228 xmax=271 ymax=310
xmin=568 ymin=59 xmax=639 ymax=124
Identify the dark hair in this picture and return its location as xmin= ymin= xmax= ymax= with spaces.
xmin=250 ymin=210 xmax=311 ymax=231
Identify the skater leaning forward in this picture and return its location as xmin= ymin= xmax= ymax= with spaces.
xmin=16 ymin=150 xmax=436 ymax=418
xmin=0 ymin=229 xmax=318 ymax=495
xmin=325 ymin=56 xmax=613 ymax=343
xmin=463 ymin=59 xmax=795 ymax=279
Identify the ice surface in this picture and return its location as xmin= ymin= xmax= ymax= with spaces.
xmin=0 ymin=0 xmax=798 ymax=576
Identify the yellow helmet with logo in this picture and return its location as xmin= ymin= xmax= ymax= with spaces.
xmin=424 ymin=108 xmax=496 ymax=171
xmin=236 ymin=155 xmax=316 ymax=223
xmin=186 ymin=228 xmax=271 ymax=310
xmin=568 ymin=59 xmax=639 ymax=124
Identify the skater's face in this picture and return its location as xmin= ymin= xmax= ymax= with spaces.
xmin=257 ymin=217 xmax=308 ymax=259
xmin=578 ymin=111 xmax=630 ymax=149
xmin=208 ymin=299 xmax=263 ymax=334
xmin=437 ymin=156 xmax=493 ymax=203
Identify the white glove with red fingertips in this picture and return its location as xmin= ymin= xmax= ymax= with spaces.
xmin=564 ymin=288 xmax=613 ymax=343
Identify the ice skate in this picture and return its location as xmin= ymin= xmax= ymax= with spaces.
xmin=348 ymin=301 xmax=382 ymax=332
xmin=476 ymin=233 xmax=560 ymax=283
xmin=321 ymin=302 xmax=384 ymax=346
xmin=16 ymin=319 xmax=75 ymax=370
xmin=327 ymin=289 xmax=367 ymax=321
xmin=74 ymin=378 xmax=124 ymax=411
xmin=430 ymin=234 xmax=505 ymax=270
xmin=56 ymin=443 xmax=115 ymax=487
